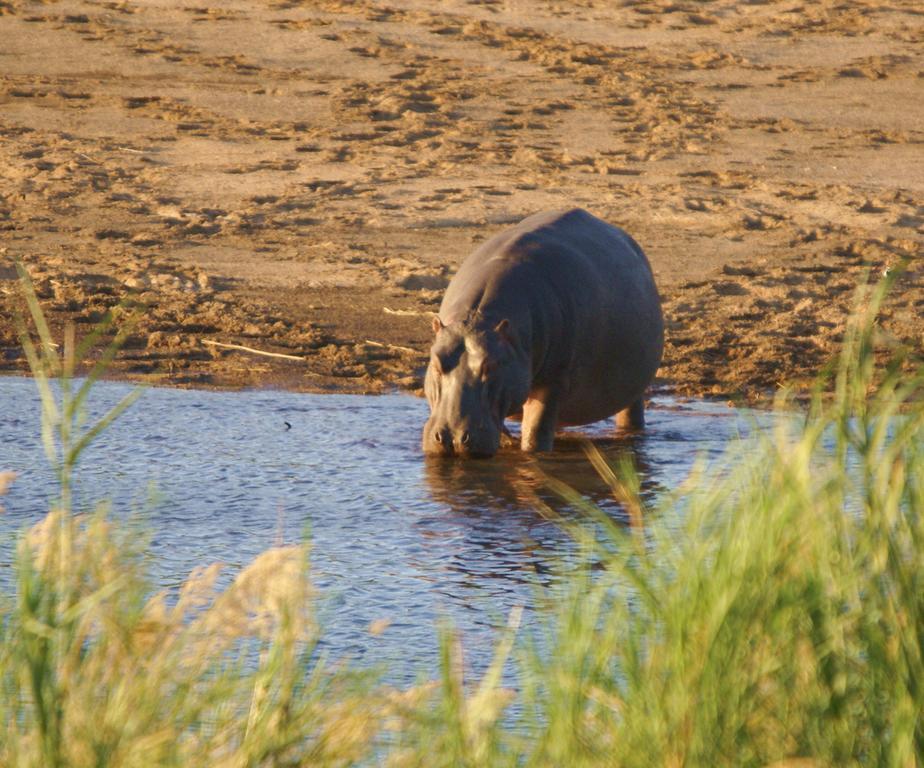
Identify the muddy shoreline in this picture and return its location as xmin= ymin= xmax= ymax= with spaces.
xmin=2 ymin=0 xmax=921 ymax=402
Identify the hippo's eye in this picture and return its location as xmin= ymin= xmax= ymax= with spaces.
xmin=480 ymin=359 xmax=498 ymax=380
xmin=436 ymin=347 xmax=461 ymax=375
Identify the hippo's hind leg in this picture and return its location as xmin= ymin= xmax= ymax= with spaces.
xmin=615 ymin=397 xmax=645 ymax=431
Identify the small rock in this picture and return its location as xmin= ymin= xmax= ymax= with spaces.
xmin=124 ymin=275 xmax=147 ymax=290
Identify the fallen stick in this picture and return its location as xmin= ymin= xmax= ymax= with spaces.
xmin=383 ymin=307 xmax=433 ymax=317
xmin=363 ymin=339 xmax=419 ymax=355
xmin=201 ymin=339 xmax=304 ymax=361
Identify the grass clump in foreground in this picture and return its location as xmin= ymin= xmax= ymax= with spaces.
xmin=1 ymin=266 xmax=922 ymax=766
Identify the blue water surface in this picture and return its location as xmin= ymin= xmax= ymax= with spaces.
xmin=0 ymin=375 xmax=766 ymax=685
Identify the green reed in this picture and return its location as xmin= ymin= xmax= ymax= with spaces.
xmin=3 ymin=265 xmax=382 ymax=767
xmin=1 ymin=264 xmax=921 ymax=766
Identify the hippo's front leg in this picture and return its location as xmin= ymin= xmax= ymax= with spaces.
xmin=615 ymin=397 xmax=645 ymax=430
xmin=521 ymin=388 xmax=559 ymax=452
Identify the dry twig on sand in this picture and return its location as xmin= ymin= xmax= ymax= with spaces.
xmin=363 ymin=339 xmax=418 ymax=355
xmin=383 ymin=307 xmax=434 ymax=318
xmin=200 ymin=339 xmax=305 ymax=361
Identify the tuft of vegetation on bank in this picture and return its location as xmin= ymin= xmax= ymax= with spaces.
xmin=2 ymin=266 xmax=922 ymax=766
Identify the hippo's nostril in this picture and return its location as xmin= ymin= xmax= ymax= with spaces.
xmin=461 ymin=431 xmax=471 ymax=445
xmin=434 ymin=431 xmax=443 ymax=444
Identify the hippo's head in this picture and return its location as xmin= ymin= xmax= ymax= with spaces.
xmin=422 ymin=317 xmax=529 ymax=458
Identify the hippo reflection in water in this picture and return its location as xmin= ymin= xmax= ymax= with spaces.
xmin=422 ymin=208 xmax=664 ymax=458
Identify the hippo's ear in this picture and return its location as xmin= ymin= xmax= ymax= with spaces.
xmin=431 ymin=315 xmax=444 ymax=335
xmin=494 ymin=318 xmax=519 ymax=349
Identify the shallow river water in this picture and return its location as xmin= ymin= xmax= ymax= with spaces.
xmin=0 ymin=376 xmax=765 ymax=685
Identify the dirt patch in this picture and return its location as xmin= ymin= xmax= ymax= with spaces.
xmin=1 ymin=0 xmax=921 ymax=401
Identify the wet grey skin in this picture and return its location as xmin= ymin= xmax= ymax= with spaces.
xmin=422 ymin=208 xmax=664 ymax=458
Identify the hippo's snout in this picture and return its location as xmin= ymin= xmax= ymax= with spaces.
xmin=423 ymin=420 xmax=498 ymax=458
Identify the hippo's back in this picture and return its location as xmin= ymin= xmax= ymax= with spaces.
xmin=443 ymin=208 xmax=653 ymax=310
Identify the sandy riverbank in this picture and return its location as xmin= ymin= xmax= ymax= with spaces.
xmin=1 ymin=0 xmax=921 ymax=400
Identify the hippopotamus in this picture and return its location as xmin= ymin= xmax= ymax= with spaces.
xmin=422 ymin=208 xmax=663 ymax=457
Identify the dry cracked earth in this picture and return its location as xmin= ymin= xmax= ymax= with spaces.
xmin=1 ymin=0 xmax=922 ymax=402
